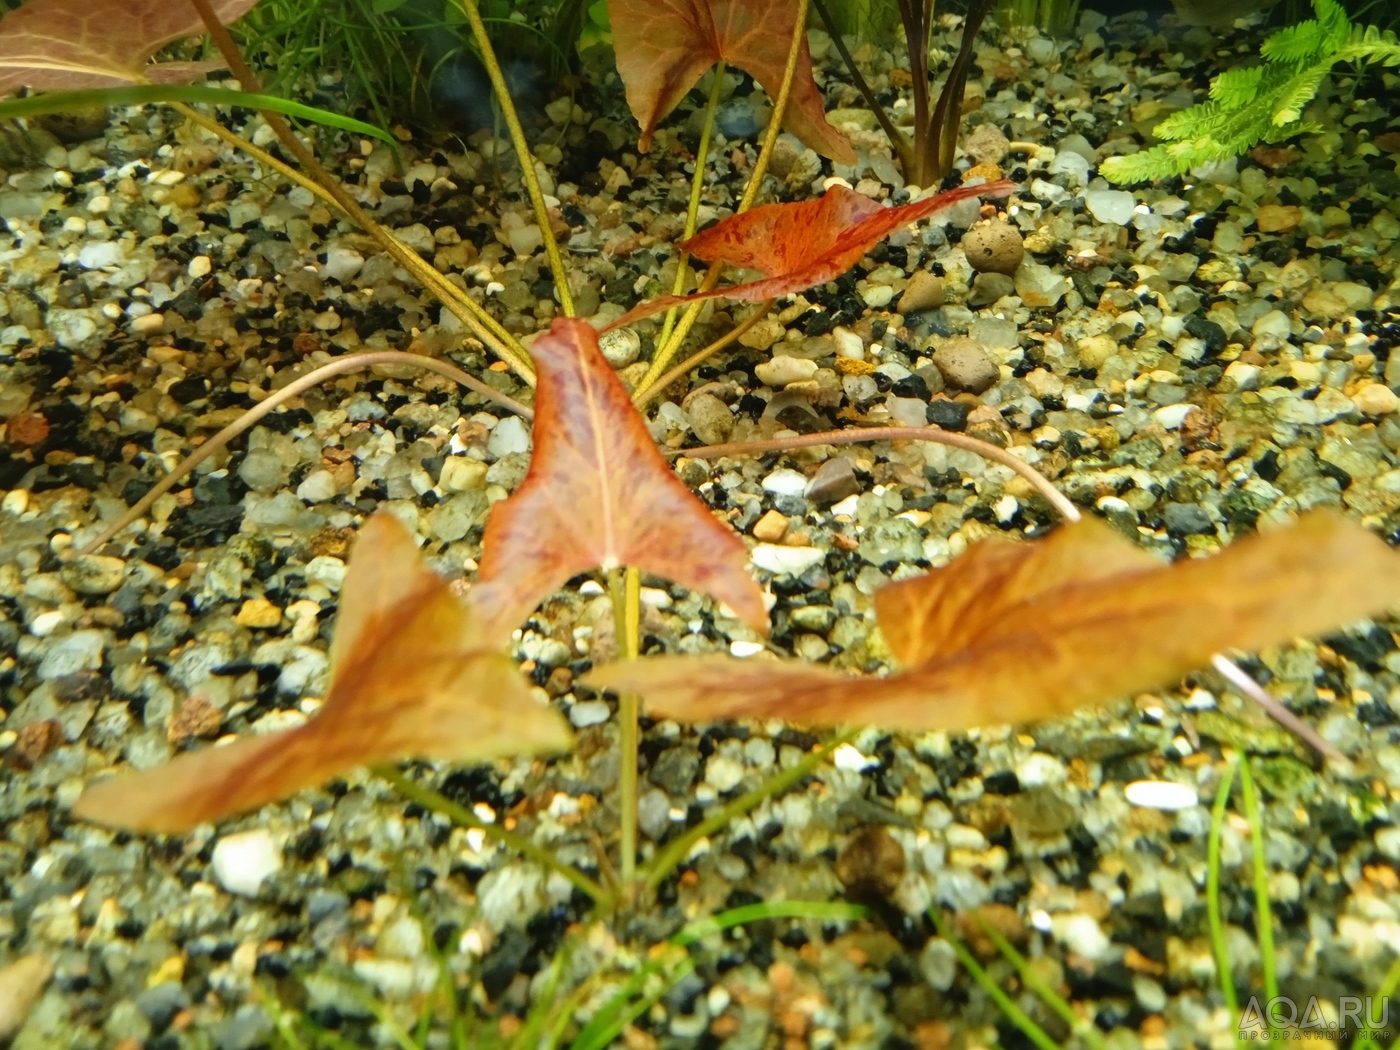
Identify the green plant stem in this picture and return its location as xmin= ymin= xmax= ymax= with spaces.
xmin=608 ymin=566 xmax=643 ymax=888
xmin=656 ymin=61 xmax=727 ymax=353
xmin=79 ymin=350 xmax=529 ymax=555
xmin=446 ymin=0 xmax=575 ymax=317
xmin=0 ymin=84 xmax=394 ymax=143
xmin=644 ymin=729 xmax=856 ymax=893
xmin=632 ymin=301 xmax=774 ymax=408
xmin=636 ymin=0 xmax=811 ymax=393
xmin=811 ymin=0 xmax=914 ymax=172
xmin=373 ymin=764 xmax=610 ymax=905
xmin=972 ymin=914 xmax=1110 ymax=1050
xmin=1239 ymin=756 xmax=1281 ymax=1034
xmin=929 ymin=909 xmax=1062 ymax=1050
xmin=1208 ymin=760 xmax=1239 ymax=1018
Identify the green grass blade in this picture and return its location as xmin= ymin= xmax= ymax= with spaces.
xmin=0 ymin=85 xmax=394 ymax=145
xmin=672 ymin=899 xmax=867 ymax=947
xmin=568 ymin=956 xmax=695 ymax=1050
xmin=1209 ymin=759 xmax=1240 ymax=1017
xmin=1238 ymin=756 xmax=1281 ymax=1035
xmin=971 ymin=913 xmax=1108 ymax=1050
xmin=929 ymin=909 xmax=1063 ymax=1050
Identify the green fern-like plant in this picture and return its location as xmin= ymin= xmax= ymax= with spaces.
xmin=1102 ymin=0 xmax=1400 ymax=183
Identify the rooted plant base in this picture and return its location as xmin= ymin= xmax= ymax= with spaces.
xmin=2 ymin=8 xmax=1400 ymax=1050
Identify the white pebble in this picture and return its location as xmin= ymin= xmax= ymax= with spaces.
xmin=833 ymin=327 xmax=864 ymax=359
xmin=1124 ymin=779 xmax=1199 ymax=811
xmin=211 ymin=829 xmax=282 ymax=897
xmin=187 ymin=255 xmax=212 ymax=278
xmin=761 ymin=468 xmax=809 ymax=497
xmin=1051 ymin=913 xmax=1110 ymax=960
xmin=487 ymin=416 xmax=531 ymax=458
xmin=569 ymin=700 xmax=610 ymax=727
xmin=1153 ymin=403 xmax=1199 ymax=430
xmin=832 ymin=743 xmax=879 ymax=771
xmin=77 ymin=241 xmax=123 ymax=269
xmin=754 ymin=355 xmax=818 ymax=387
xmin=730 ymin=640 xmax=765 ymax=658
xmin=749 ymin=543 xmax=825 ymax=576
xmin=704 ymin=755 xmax=745 ymax=792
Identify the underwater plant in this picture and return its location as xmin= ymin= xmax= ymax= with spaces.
xmin=1102 ymin=0 xmax=1400 ymax=183
xmin=812 ymin=0 xmax=998 ymax=186
xmin=1001 ymin=0 xmax=1080 ymax=37
xmin=6 ymin=0 xmax=1400 ymax=1040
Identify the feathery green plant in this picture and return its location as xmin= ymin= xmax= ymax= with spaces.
xmin=1103 ymin=0 xmax=1400 ymax=183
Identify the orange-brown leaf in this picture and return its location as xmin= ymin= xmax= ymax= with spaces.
xmin=469 ymin=318 xmax=768 ymax=644
xmin=586 ymin=511 xmax=1400 ymax=733
xmin=607 ymin=0 xmax=853 ymax=162
xmin=0 ymin=0 xmax=257 ymax=96
xmin=607 ymin=181 xmax=1013 ymax=329
xmin=73 ymin=513 xmax=571 ymax=834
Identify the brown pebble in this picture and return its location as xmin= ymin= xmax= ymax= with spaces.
xmin=168 ymin=694 xmax=223 ymax=744
xmin=13 ymin=721 xmax=62 ymax=766
xmin=0 ymin=955 xmax=54 ymax=1042
xmin=835 ymin=825 xmax=906 ymax=902
xmin=961 ymin=220 xmax=1024 ymax=276
xmin=752 ymin=509 xmax=789 ymax=542
xmin=897 ymin=270 xmax=945 ymax=314
xmin=309 ymin=526 xmax=355 ymax=558
xmin=6 ymin=411 xmax=50 ymax=447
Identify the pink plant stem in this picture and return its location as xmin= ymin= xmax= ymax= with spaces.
xmin=683 ymin=425 xmax=1344 ymax=763
xmin=80 ymin=353 xmax=531 ymax=555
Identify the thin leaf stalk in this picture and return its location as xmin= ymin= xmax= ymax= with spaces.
xmin=656 ymin=61 xmax=727 ymax=352
xmin=609 ymin=566 xmax=643 ymax=887
xmin=79 ymin=350 xmax=530 ymax=555
xmin=971 ymin=913 xmax=1109 ymax=1050
xmin=1208 ymin=759 xmax=1239 ymax=1018
xmin=636 ymin=0 xmax=812 ymax=392
xmin=928 ymin=909 xmax=1062 ymax=1050
xmin=644 ymin=729 xmax=857 ymax=893
xmin=167 ymin=102 xmax=534 ymax=381
xmin=373 ymin=765 xmax=609 ymax=905
xmin=1238 ymin=756 xmax=1281 ymax=1032
xmin=445 ymin=0 xmax=575 ymax=317
xmin=811 ymin=0 xmax=914 ymax=172
xmin=632 ymin=300 xmax=774 ymax=409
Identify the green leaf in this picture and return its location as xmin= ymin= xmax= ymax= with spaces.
xmin=0 ymin=84 xmax=395 ymax=144
xmin=371 ymin=0 xmax=410 ymax=12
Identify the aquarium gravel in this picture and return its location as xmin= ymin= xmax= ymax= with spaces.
xmin=2 ymin=6 xmax=1400 ymax=1050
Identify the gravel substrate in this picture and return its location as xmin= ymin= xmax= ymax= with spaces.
xmin=3 ymin=6 xmax=1400 ymax=1049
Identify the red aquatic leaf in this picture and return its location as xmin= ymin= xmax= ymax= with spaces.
xmin=586 ymin=511 xmax=1400 ymax=733
xmin=607 ymin=0 xmax=854 ymax=162
xmin=607 ymin=180 xmax=1014 ymax=328
xmin=0 ymin=0 xmax=258 ymax=96
xmin=73 ymin=513 xmax=571 ymax=834
xmin=469 ymin=317 xmax=768 ymax=644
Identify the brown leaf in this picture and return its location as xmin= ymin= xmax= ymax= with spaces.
xmin=586 ymin=511 xmax=1400 ymax=733
xmin=607 ymin=0 xmax=853 ymax=162
xmin=73 ymin=512 xmax=571 ymax=834
xmin=469 ymin=318 xmax=768 ymax=644
xmin=0 ymin=0 xmax=257 ymax=96
xmin=607 ymin=181 xmax=1013 ymax=329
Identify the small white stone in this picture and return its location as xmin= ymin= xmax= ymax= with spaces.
xmin=29 ymin=610 xmax=66 ymax=638
xmin=1015 ymin=752 xmax=1066 ymax=787
xmin=1124 ymin=779 xmax=1199 ymax=811
xmin=1223 ymin=361 xmax=1260 ymax=391
xmin=833 ymin=326 xmax=865 ymax=359
xmin=704 ymin=755 xmax=745 ymax=792
xmin=754 ymin=355 xmax=818 ymax=387
xmin=187 ymin=255 xmax=212 ymax=279
xmin=833 ymin=743 xmax=879 ymax=771
xmin=211 ymin=829 xmax=282 ymax=897
xmin=296 ymin=470 xmax=339 ymax=503
xmin=569 ymin=700 xmax=610 ymax=727
xmin=761 ymin=468 xmax=809 ymax=497
xmin=750 ymin=543 xmax=825 ymax=576
xmin=130 ymin=312 xmax=164 ymax=336
xmin=599 ymin=327 xmax=641 ymax=368
xmin=1153 ymin=403 xmax=1199 ymax=430
xmin=730 ymin=640 xmax=765 ymax=658
xmin=829 ymin=494 xmax=859 ymax=517
xmin=1051 ymin=913 xmax=1110 ymax=961
xmin=77 ymin=241 xmax=123 ymax=269
xmin=861 ymin=284 xmax=894 ymax=309
xmin=324 ymin=247 xmax=365 ymax=282
xmin=487 ymin=416 xmax=531 ymax=458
